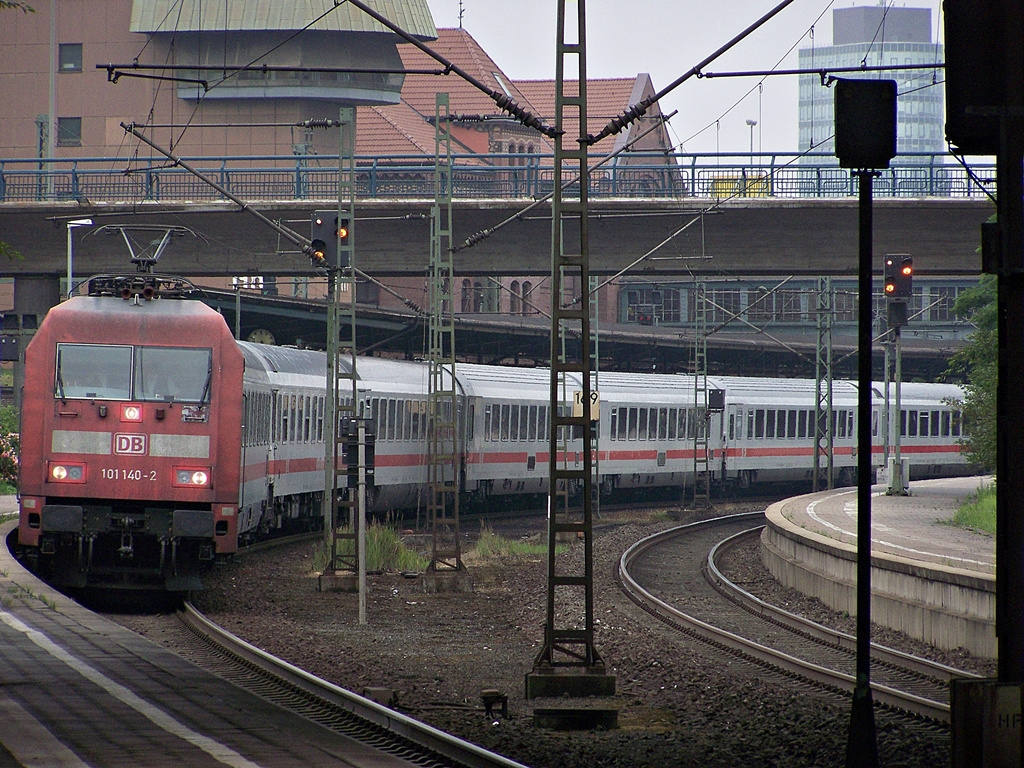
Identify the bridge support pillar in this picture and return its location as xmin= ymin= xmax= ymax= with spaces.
xmin=9 ymin=277 xmax=60 ymax=409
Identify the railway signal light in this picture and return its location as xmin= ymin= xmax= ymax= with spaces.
xmin=884 ymin=257 xmax=898 ymax=296
xmin=894 ymin=256 xmax=913 ymax=298
xmin=310 ymin=211 xmax=350 ymax=269
xmin=884 ymin=255 xmax=913 ymax=299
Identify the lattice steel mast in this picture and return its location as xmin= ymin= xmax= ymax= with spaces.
xmin=813 ymin=276 xmax=834 ymax=491
xmin=526 ymin=0 xmax=614 ymax=699
xmin=426 ymin=93 xmax=465 ymax=578
xmin=326 ymin=109 xmax=362 ymax=602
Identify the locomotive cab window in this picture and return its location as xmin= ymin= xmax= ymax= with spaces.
xmin=135 ymin=346 xmax=212 ymax=403
xmin=56 ymin=343 xmax=132 ymax=400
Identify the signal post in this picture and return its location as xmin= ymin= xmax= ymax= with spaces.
xmin=882 ymin=254 xmax=912 ymax=497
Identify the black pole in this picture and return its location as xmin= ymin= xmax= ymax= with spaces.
xmin=996 ymin=0 xmax=1024 ymax=687
xmin=846 ymin=169 xmax=879 ymax=768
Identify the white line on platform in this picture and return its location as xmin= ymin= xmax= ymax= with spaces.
xmin=0 ymin=610 xmax=265 ymax=768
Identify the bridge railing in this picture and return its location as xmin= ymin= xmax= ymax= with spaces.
xmin=0 ymin=152 xmax=995 ymax=204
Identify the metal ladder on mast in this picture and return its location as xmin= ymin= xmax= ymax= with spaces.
xmin=427 ymin=93 xmax=464 ymax=575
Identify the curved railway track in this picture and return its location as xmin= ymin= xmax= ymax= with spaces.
xmin=618 ymin=512 xmax=977 ymax=724
xmin=174 ymin=600 xmax=528 ymax=768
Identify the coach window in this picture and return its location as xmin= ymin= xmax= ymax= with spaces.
xmin=626 ymin=408 xmax=637 ymax=440
xmin=919 ymin=410 xmax=930 ymax=438
xmin=931 ymin=410 xmax=940 ymax=436
xmin=510 ymin=405 xmax=520 ymax=441
xmin=754 ymin=409 xmax=765 ymax=439
xmin=395 ymin=399 xmax=406 ymax=441
xmin=384 ymin=399 xmax=395 ymax=441
xmin=766 ymin=409 xmax=775 ymax=439
xmin=787 ymin=410 xmax=797 ymax=439
xmin=798 ymin=410 xmax=807 ymax=439
xmin=500 ymin=404 xmax=511 ymax=441
xmin=55 ymin=343 xmax=133 ymax=400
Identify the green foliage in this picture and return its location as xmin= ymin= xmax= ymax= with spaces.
xmin=952 ymin=482 xmax=996 ymax=535
xmin=316 ymin=519 xmax=428 ymax=573
xmin=472 ymin=523 xmax=566 ymax=560
xmin=0 ymin=405 xmax=19 ymax=491
xmin=945 ymin=274 xmax=997 ymax=472
xmin=0 ymin=242 xmax=24 ymax=262
xmin=0 ymin=2 xmax=35 ymax=12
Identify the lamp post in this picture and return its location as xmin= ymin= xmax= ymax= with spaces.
xmin=66 ymin=218 xmax=93 ymax=299
xmin=746 ymin=119 xmax=758 ymax=165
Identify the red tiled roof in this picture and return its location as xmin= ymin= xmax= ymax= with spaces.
xmin=354 ymin=28 xmax=671 ymax=159
xmin=356 ymin=102 xmax=438 ymax=155
xmin=397 ymin=28 xmax=541 ymax=120
xmin=515 ymin=75 xmax=669 ymax=153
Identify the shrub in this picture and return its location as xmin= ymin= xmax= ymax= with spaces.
xmin=0 ymin=405 xmax=18 ymax=491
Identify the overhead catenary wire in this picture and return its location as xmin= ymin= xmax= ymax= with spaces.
xmin=584 ymin=0 xmax=797 ymax=146
xmin=342 ymin=0 xmax=559 ymax=139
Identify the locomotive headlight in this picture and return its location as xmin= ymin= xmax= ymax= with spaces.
xmin=121 ymin=404 xmax=142 ymax=422
xmin=48 ymin=462 xmax=85 ymax=483
xmin=174 ymin=467 xmax=211 ymax=487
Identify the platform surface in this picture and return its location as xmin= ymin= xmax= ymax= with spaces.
xmin=772 ymin=476 xmax=994 ymax=575
xmin=0 ymin=515 xmax=410 ymax=768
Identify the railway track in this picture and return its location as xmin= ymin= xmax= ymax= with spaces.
xmin=618 ymin=512 xmax=976 ymax=724
xmin=174 ymin=600 xmax=528 ymax=768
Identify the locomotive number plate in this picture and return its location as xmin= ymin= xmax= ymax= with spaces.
xmin=101 ymin=468 xmax=158 ymax=481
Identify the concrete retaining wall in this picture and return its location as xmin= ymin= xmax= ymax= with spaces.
xmin=760 ymin=501 xmax=996 ymax=659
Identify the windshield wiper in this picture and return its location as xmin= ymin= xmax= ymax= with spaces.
xmin=199 ymin=359 xmax=213 ymax=405
xmin=55 ymin=357 xmax=66 ymax=401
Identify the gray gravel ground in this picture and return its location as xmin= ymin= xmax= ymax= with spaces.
xmin=117 ymin=505 xmax=982 ymax=768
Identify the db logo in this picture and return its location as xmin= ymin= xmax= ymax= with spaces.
xmin=114 ymin=433 xmax=147 ymax=455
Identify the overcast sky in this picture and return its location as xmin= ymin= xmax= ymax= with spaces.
xmin=425 ymin=1 xmax=945 ymax=156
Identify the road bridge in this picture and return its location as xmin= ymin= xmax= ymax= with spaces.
xmin=0 ymin=196 xmax=994 ymax=279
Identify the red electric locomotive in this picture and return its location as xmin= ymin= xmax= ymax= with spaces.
xmin=17 ymin=277 xmax=244 ymax=590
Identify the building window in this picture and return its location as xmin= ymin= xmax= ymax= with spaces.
xmin=57 ymin=117 xmax=82 ymax=146
xmin=521 ymin=281 xmax=532 ymax=314
xmin=59 ymin=43 xmax=83 ymax=72
xmin=461 ymin=279 xmax=472 ymax=313
xmin=510 ymin=280 xmax=521 ymax=314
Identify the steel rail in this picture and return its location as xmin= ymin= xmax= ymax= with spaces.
xmin=617 ymin=515 xmax=953 ymax=723
xmin=180 ymin=601 xmax=530 ymax=768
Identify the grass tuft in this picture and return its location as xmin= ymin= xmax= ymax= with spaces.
xmin=952 ymin=481 xmax=996 ymax=535
xmin=315 ymin=518 xmax=429 ymax=573
xmin=471 ymin=523 xmax=566 ymax=560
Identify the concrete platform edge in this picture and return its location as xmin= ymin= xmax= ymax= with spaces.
xmin=761 ymin=496 xmax=996 ymax=658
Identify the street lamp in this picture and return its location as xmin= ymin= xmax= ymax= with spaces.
xmin=66 ymin=218 xmax=93 ymax=299
xmin=746 ymin=119 xmax=758 ymax=165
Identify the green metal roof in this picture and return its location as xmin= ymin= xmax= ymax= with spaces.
xmin=130 ymin=0 xmax=437 ymax=38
